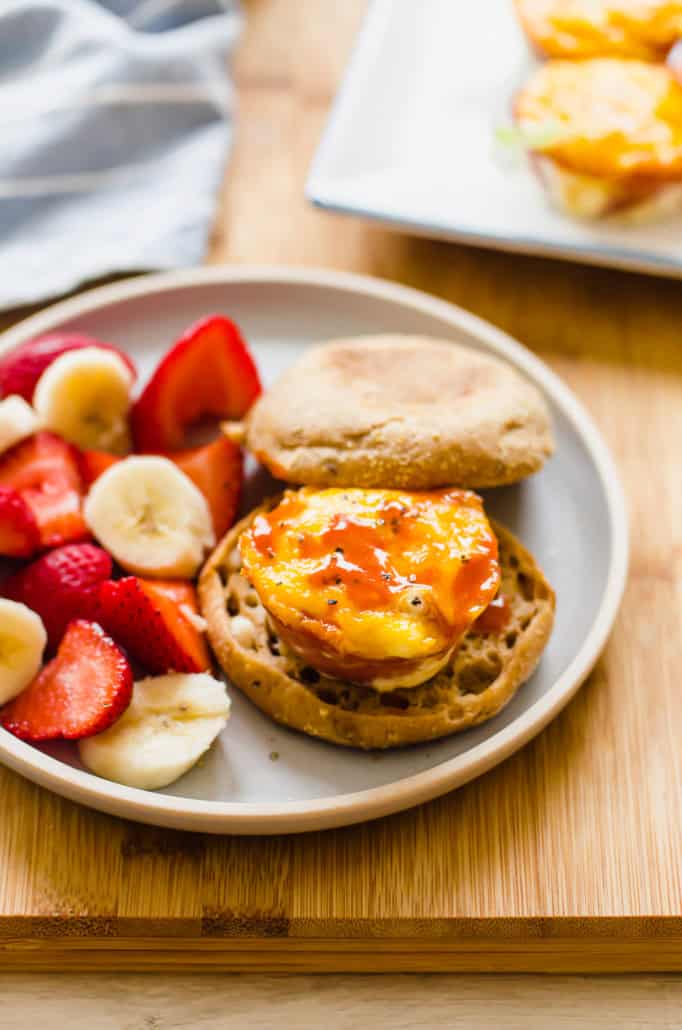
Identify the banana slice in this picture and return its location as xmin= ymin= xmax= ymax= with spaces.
xmin=83 ymin=455 xmax=215 ymax=578
xmin=0 ymin=599 xmax=47 ymax=705
xmin=0 ymin=396 xmax=40 ymax=455
xmin=33 ymin=346 xmax=133 ymax=454
xmin=78 ymin=672 xmax=231 ymax=789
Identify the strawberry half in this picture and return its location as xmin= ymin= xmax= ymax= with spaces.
xmin=78 ymin=449 xmax=121 ymax=488
xmin=0 ymin=333 xmax=136 ymax=402
xmin=0 ymin=620 xmax=133 ymax=741
xmin=0 ymin=431 xmax=88 ymax=549
xmin=131 ymin=316 xmax=261 ymax=451
xmin=3 ymin=543 xmax=112 ymax=651
xmin=0 ymin=486 xmax=40 ymax=557
xmin=170 ymin=437 xmax=242 ymax=539
xmin=94 ymin=577 xmax=211 ymax=675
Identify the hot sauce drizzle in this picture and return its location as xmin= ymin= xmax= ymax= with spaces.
xmin=474 ymin=594 xmax=512 ymax=634
xmin=244 ymin=489 xmax=500 ymax=636
xmin=250 ymin=514 xmax=275 ymax=557
xmin=302 ymin=505 xmax=413 ymax=609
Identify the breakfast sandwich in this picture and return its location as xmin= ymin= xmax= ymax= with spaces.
xmin=200 ymin=335 xmax=556 ymax=750
xmin=514 ymin=58 xmax=682 ymax=219
xmin=199 ymin=491 xmax=554 ymax=749
xmin=514 ymin=0 xmax=682 ymax=61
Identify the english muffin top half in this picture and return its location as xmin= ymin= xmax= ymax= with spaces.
xmin=243 ymin=335 xmax=554 ymax=490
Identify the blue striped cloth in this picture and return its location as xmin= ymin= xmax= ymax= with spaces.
xmin=0 ymin=0 xmax=242 ymax=309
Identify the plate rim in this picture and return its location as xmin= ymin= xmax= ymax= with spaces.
xmin=305 ymin=0 xmax=682 ymax=281
xmin=0 ymin=265 xmax=629 ymax=833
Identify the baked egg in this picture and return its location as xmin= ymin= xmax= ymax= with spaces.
xmin=515 ymin=58 xmax=682 ymax=213
xmin=515 ymin=0 xmax=682 ymax=61
xmin=239 ymin=487 xmax=500 ymax=690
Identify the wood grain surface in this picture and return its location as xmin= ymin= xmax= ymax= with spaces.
xmin=2 ymin=974 xmax=682 ymax=1029
xmin=2 ymin=0 xmax=682 ymax=973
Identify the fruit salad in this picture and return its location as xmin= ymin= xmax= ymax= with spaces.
xmin=0 ymin=316 xmax=261 ymax=790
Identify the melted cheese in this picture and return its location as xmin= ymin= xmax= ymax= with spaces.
xmin=516 ymin=59 xmax=682 ymax=180
xmin=239 ymin=488 xmax=500 ymax=690
xmin=516 ymin=0 xmax=682 ymax=60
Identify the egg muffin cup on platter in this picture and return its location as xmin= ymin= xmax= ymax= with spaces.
xmin=514 ymin=0 xmax=682 ymax=61
xmin=513 ymin=57 xmax=682 ymax=221
xmin=200 ymin=334 xmax=557 ymax=750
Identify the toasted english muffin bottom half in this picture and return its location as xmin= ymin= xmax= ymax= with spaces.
xmin=514 ymin=0 xmax=682 ymax=61
xmin=243 ymin=336 xmax=554 ymax=491
xmin=514 ymin=58 xmax=682 ymax=220
xmin=198 ymin=498 xmax=555 ymax=751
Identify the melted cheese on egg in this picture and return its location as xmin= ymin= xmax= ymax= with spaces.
xmin=516 ymin=0 xmax=682 ymax=60
xmin=516 ymin=59 xmax=682 ymax=181
xmin=239 ymin=488 xmax=500 ymax=689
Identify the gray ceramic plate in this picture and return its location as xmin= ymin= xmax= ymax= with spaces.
xmin=0 ymin=267 xmax=627 ymax=834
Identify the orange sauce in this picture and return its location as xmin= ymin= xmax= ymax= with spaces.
xmin=302 ymin=500 xmax=419 ymax=609
xmin=251 ymin=493 xmax=305 ymax=559
xmin=474 ymin=595 xmax=512 ymax=634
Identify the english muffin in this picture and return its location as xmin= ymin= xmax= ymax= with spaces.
xmin=198 ymin=497 xmax=555 ymax=750
xmin=243 ymin=336 xmax=553 ymax=489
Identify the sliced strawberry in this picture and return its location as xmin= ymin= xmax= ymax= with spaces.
xmin=0 ymin=620 xmax=132 ymax=741
xmin=131 ymin=316 xmax=261 ymax=452
xmin=0 ymin=431 xmax=88 ymax=548
xmin=94 ymin=577 xmax=211 ymax=675
xmin=0 ymin=333 xmax=136 ymax=402
xmin=170 ymin=437 xmax=242 ymax=539
xmin=148 ymin=580 xmax=202 ymax=610
xmin=0 ymin=486 xmax=40 ymax=557
xmin=3 ymin=543 xmax=112 ymax=651
xmin=79 ymin=449 xmax=121 ymax=488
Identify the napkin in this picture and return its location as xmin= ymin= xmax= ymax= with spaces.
xmin=0 ymin=0 xmax=242 ymax=310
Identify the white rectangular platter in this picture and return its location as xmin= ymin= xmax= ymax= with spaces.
xmin=307 ymin=0 xmax=682 ymax=279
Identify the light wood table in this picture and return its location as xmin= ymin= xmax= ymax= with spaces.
xmin=3 ymin=973 xmax=682 ymax=1028
xmin=3 ymin=0 xmax=682 ymax=1020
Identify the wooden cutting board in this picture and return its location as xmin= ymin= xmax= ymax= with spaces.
xmin=2 ymin=0 xmax=682 ymax=973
